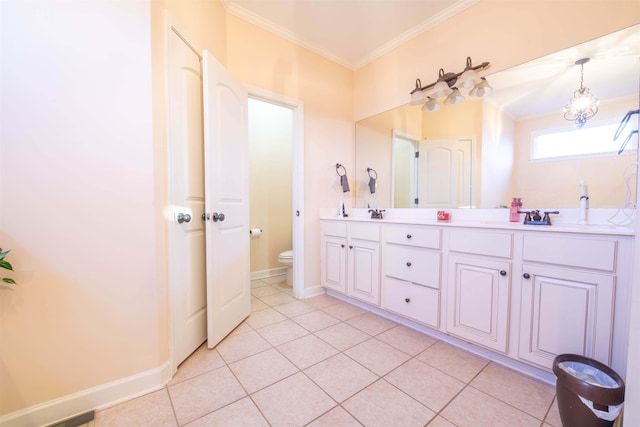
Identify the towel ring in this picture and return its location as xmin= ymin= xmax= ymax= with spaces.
xmin=336 ymin=163 xmax=347 ymax=177
xmin=614 ymin=109 xmax=639 ymax=141
xmin=367 ymin=167 xmax=378 ymax=179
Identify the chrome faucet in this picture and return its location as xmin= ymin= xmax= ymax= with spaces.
xmin=368 ymin=209 xmax=385 ymax=219
xmin=519 ymin=210 xmax=559 ymax=225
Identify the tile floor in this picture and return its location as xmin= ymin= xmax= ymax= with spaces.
xmin=92 ymin=275 xmax=563 ymax=427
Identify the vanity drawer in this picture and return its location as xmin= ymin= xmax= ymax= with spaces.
xmin=522 ymin=234 xmax=617 ymax=272
xmin=449 ymin=229 xmax=513 ymax=258
xmin=384 ymin=225 xmax=441 ymax=249
xmin=321 ymin=221 xmax=347 ymax=237
xmin=350 ymin=222 xmax=381 ymax=242
xmin=384 ymin=244 xmax=441 ymax=288
xmin=382 ymin=276 xmax=439 ymax=328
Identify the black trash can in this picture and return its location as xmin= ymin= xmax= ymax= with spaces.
xmin=553 ymin=354 xmax=625 ymax=427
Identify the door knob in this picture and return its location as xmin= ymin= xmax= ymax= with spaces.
xmin=212 ymin=212 xmax=225 ymax=222
xmin=500 ymin=270 xmax=507 ymax=276
xmin=177 ymin=213 xmax=191 ymax=224
xmin=406 ymin=262 xmax=412 ymax=267
xmin=405 ymin=298 xmax=411 ymax=303
xmin=523 ymin=273 xmax=531 ymax=279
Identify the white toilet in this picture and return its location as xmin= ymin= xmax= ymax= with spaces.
xmin=278 ymin=250 xmax=294 ymax=286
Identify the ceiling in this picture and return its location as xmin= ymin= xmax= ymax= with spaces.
xmin=223 ymin=0 xmax=477 ymax=70
xmin=487 ymin=25 xmax=640 ymax=119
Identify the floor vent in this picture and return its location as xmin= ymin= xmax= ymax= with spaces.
xmin=47 ymin=410 xmax=95 ymax=427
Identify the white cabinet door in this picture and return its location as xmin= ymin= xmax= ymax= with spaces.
xmin=447 ymin=255 xmax=510 ymax=353
xmin=518 ymin=264 xmax=614 ymax=369
xmin=348 ymin=239 xmax=380 ymax=305
xmin=321 ymin=235 xmax=347 ymax=293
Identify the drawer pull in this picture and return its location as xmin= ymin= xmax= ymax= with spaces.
xmin=406 ymin=234 xmax=412 ymax=239
xmin=500 ymin=270 xmax=507 ymax=276
xmin=405 ymin=298 xmax=411 ymax=303
xmin=523 ymin=273 xmax=531 ymax=279
xmin=406 ymin=262 xmax=412 ymax=267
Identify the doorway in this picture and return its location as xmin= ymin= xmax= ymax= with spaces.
xmin=248 ymin=91 xmax=305 ymax=300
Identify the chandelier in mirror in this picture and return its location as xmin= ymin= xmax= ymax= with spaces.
xmin=564 ymin=58 xmax=599 ymax=128
xmin=409 ymin=57 xmax=492 ymax=112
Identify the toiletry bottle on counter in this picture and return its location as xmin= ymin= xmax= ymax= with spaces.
xmin=510 ymin=198 xmax=520 ymax=222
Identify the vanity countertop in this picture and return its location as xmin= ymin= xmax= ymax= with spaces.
xmin=320 ymin=208 xmax=635 ymax=236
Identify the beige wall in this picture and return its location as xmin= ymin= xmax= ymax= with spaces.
xmin=249 ymin=99 xmax=293 ymax=273
xmin=226 ymin=14 xmax=354 ymax=290
xmin=0 ymin=1 xmax=159 ymax=415
xmin=481 ymin=101 xmax=515 ymax=208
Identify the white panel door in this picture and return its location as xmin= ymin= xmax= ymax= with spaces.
xmin=202 ymin=51 xmax=250 ymax=348
xmin=168 ymin=28 xmax=207 ymax=365
xmin=418 ymin=138 xmax=472 ymax=208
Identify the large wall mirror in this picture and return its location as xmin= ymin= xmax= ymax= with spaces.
xmin=355 ymin=24 xmax=640 ymax=210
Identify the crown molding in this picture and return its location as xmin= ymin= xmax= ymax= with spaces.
xmin=225 ymin=0 xmax=479 ymax=71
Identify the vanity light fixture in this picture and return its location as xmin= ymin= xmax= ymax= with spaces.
xmin=422 ymin=97 xmax=441 ymax=112
xmin=410 ymin=57 xmax=491 ymax=112
xmin=409 ymin=79 xmax=428 ymax=106
xmin=564 ymin=58 xmax=599 ymax=128
xmin=469 ymin=77 xmax=493 ymax=98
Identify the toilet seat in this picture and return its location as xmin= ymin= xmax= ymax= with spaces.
xmin=278 ymin=250 xmax=293 ymax=259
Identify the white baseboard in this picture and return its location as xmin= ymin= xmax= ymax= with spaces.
xmin=250 ymin=267 xmax=286 ymax=280
xmin=0 ymin=361 xmax=173 ymax=427
xmin=302 ymin=284 xmax=325 ymax=299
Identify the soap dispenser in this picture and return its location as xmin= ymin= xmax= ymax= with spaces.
xmin=510 ymin=198 xmax=520 ymax=222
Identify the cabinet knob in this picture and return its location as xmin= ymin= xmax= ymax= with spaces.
xmin=406 ymin=234 xmax=412 ymax=239
xmin=500 ymin=270 xmax=507 ymax=276
xmin=405 ymin=298 xmax=410 ymax=303
xmin=523 ymin=273 xmax=531 ymax=279
xmin=406 ymin=262 xmax=412 ymax=267
xmin=349 ymin=245 xmax=353 ymax=249
xmin=341 ymin=244 xmax=345 ymax=248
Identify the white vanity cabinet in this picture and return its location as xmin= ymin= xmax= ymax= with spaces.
xmin=381 ymin=225 xmax=441 ymax=328
xmin=320 ymin=220 xmax=381 ymax=305
xmin=320 ymin=215 xmax=632 ymax=378
xmin=517 ymin=234 xmax=616 ymax=370
xmin=446 ymin=229 xmax=513 ymax=353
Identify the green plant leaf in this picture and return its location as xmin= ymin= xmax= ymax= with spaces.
xmin=0 ymin=259 xmax=13 ymax=271
xmin=0 ymin=249 xmax=9 ymax=260
xmin=2 ymin=277 xmax=17 ymax=285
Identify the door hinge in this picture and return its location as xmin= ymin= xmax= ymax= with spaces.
xmin=414 ymin=198 xmax=419 ymax=204
xmin=415 ymin=151 xmax=420 ymax=158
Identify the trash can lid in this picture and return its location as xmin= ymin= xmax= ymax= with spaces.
xmin=558 ymin=361 xmax=619 ymax=388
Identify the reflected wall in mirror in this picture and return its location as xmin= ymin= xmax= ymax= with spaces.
xmin=355 ymin=24 xmax=640 ymax=210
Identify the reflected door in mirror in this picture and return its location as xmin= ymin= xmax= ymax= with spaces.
xmin=418 ymin=137 xmax=473 ymax=208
